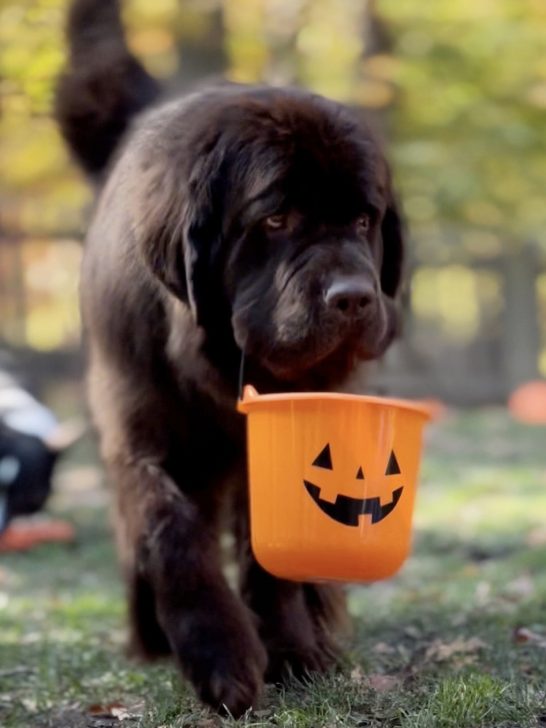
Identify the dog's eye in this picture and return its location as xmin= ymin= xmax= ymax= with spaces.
xmin=264 ymin=214 xmax=287 ymax=231
xmin=357 ymin=215 xmax=370 ymax=234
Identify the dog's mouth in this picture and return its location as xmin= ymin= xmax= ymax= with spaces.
xmin=256 ymin=329 xmax=384 ymax=383
xmin=303 ymin=480 xmax=403 ymax=526
xmin=233 ymin=292 xmax=391 ymax=386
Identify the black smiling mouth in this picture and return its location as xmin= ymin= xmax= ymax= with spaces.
xmin=303 ymin=481 xmax=404 ymax=526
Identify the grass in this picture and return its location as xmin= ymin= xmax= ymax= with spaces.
xmin=1 ymin=407 xmax=546 ymax=727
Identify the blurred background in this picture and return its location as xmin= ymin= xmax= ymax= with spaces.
xmin=1 ymin=0 xmax=545 ymax=410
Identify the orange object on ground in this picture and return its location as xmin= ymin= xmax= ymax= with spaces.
xmin=419 ymin=397 xmax=449 ymax=422
xmin=0 ymin=520 xmax=75 ymax=552
xmin=238 ymin=386 xmax=430 ymax=583
xmin=508 ymin=380 xmax=546 ymax=424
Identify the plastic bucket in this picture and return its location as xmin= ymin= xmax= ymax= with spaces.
xmin=238 ymin=385 xmax=431 ymax=582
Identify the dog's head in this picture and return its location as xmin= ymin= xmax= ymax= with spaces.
xmin=138 ymin=88 xmax=405 ymax=385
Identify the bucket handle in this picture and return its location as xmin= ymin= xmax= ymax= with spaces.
xmin=238 ymin=349 xmax=246 ymax=401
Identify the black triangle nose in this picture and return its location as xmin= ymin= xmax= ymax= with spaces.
xmin=324 ymin=277 xmax=375 ymax=318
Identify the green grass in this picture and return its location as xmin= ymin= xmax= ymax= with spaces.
xmin=1 ymin=408 xmax=546 ymax=727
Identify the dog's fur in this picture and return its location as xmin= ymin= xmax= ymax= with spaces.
xmin=56 ymin=0 xmax=406 ymax=716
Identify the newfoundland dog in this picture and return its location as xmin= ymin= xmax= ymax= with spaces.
xmin=56 ymin=0 xmax=405 ymax=716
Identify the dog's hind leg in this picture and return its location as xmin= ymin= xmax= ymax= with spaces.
xmin=234 ymin=488 xmax=348 ymax=683
xmin=126 ymin=567 xmax=171 ymax=659
xmin=303 ymin=582 xmax=351 ymax=664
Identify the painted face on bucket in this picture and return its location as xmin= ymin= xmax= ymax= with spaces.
xmin=303 ymin=443 xmax=403 ymax=526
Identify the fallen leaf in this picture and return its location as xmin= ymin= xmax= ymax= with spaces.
xmin=372 ymin=641 xmax=396 ymax=655
xmin=111 ymin=706 xmax=142 ymax=721
xmin=453 ymin=654 xmax=483 ymax=669
xmin=87 ymin=703 xmax=125 ymax=717
xmin=367 ymin=674 xmax=400 ymax=692
xmin=425 ymin=637 xmax=487 ymax=663
xmin=513 ymin=626 xmax=546 ymax=648
xmin=350 ymin=665 xmax=366 ymax=684
xmin=504 ymin=575 xmax=535 ymax=599
xmin=86 ymin=701 xmax=144 ymax=723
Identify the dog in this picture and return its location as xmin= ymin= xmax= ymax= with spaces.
xmin=55 ymin=0 xmax=406 ymax=716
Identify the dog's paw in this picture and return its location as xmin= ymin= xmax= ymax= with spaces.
xmin=204 ymin=659 xmax=265 ymax=718
xmin=265 ymin=637 xmax=340 ymax=684
xmin=177 ymin=622 xmax=267 ymax=717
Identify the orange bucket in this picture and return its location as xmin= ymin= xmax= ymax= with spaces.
xmin=238 ymin=386 xmax=431 ymax=582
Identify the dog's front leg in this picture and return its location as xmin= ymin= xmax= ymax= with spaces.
xmin=114 ymin=460 xmax=267 ymax=717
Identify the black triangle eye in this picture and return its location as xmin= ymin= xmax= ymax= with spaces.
xmin=385 ymin=450 xmax=400 ymax=475
xmin=312 ymin=443 xmax=332 ymax=470
xmin=356 ymin=466 xmax=364 ymax=480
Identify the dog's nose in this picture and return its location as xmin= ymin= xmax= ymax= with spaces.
xmin=324 ymin=276 xmax=376 ymax=318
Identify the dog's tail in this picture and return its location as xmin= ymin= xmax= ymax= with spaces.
xmin=55 ymin=0 xmax=161 ymax=179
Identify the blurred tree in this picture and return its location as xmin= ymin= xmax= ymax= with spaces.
xmin=0 ymin=0 xmax=89 ymax=237
xmin=2 ymin=0 xmax=544 ymax=248
xmin=376 ymin=0 xmax=546 ymax=261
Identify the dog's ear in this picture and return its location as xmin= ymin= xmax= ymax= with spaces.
xmin=137 ymin=137 xmax=226 ymax=323
xmin=380 ymin=191 xmax=406 ymax=298
xmin=142 ymin=218 xmax=188 ymax=301
xmin=182 ymin=145 xmax=227 ymax=323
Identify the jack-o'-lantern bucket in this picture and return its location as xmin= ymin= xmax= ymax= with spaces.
xmin=237 ymin=386 xmax=431 ymax=582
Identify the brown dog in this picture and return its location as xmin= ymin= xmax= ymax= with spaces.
xmin=56 ymin=0 xmax=406 ymax=716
